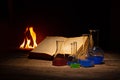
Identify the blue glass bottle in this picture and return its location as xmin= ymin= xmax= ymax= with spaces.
xmin=78 ymin=34 xmax=94 ymax=67
xmin=88 ymin=30 xmax=104 ymax=64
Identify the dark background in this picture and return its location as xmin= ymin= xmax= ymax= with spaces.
xmin=0 ymin=0 xmax=119 ymax=53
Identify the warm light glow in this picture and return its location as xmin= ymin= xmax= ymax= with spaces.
xmin=19 ymin=27 xmax=37 ymax=49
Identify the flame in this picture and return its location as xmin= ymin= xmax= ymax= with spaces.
xmin=19 ymin=26 xmax=37 ymax=49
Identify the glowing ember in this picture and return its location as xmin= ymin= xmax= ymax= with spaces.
xmin=19 ymin=27 xmax=37 ymax=49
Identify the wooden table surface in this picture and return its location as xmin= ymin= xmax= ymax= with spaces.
xmin=0 ymin=51 xmax=120 ymax=80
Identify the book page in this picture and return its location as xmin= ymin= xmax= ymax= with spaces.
xmin=31 ymin=36 xmax=88 ymax=57
xmin=62 ymin=36 xmax=88 ymax=55
xmin=31 ymin=36 xmax=67 ymax=56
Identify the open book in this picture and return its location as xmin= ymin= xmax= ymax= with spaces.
xmin=28 ymin=36 xmax=89 ymax=60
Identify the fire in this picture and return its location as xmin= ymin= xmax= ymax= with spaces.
xmin=19 ymin=26 xmax=37 ymax=49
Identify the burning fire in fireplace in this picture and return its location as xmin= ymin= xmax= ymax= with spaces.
xmin=19 ymin=26 xmax=37 ymax=50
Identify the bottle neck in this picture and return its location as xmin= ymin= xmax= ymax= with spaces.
xmin=92 ymin=31 xmax=99 ymax=47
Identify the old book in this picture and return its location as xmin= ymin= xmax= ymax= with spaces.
xmin=28 ymin=36 xmax=89 ymax=60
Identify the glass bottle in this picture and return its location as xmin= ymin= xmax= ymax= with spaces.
xmin=78 ymin=34 xmax=94 ymax=67
xmin=69 ymin=42 xmax=80 ymax=68
xmin=52 ymin=41 xmax=67 ymax=66
xmin=68 ymin=42 xmax=77 ymax=65
xmin=54 ymin=41 xmax=64 ymax=58
xmin=88 ymin=29 xmax=104 ymax=64
xmin=71 ymin=42 xmax=78 ymax=62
